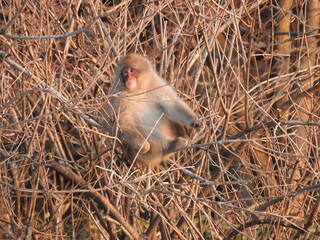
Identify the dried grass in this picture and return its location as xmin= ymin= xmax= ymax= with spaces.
xmin=0 ymin=0 xmax=319 ymax=239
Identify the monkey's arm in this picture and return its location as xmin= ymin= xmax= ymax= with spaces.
xmin=160 ymin=100 xmax=201 ymax=131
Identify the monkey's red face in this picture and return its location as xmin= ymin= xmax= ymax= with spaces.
xmin=122 ymin=67 xmax=137 ymax=89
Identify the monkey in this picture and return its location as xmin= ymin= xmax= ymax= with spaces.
xmin=103 ymin=53 xmax=201 ymax=168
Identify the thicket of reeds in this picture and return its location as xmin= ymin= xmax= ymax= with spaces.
xmin=0 ymin=0 xmax=319 ymax=239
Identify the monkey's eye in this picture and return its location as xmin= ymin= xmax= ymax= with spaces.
xmin=122 ymin=67 xmax=136 ymax=76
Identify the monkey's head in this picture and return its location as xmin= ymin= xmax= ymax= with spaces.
xmin=114 ymin=54 xmax=155 ymax=92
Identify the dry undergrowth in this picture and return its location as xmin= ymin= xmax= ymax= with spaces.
xmin=0 ymin=0 xmax=319 ymax=239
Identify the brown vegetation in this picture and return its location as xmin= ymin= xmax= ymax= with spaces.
xmin=0 ymin=0 xmax=319 ymax=239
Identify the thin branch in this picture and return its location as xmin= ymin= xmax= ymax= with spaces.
xmin=0 ymin=0 xmax=28 ymax=34
xmin=3 ymin=16 xmax=100 ymax=39
xmin=225 ymin=219 xmax=305 ymax=240
xmin=50 ymin=164 xmax=141 ymax=240
xmin=0 ymin=51 xmax=102 ymax=128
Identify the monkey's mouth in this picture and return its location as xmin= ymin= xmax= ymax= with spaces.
xmin=125 ymin=80 xmax=137 ymax=89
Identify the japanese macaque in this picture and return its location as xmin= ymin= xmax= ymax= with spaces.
xmin=103 ymin=54 xmax=201 ymax=168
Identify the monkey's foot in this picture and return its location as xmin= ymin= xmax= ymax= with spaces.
xmin=167 ymin=137 xmax=188 ymax=153
xmin=140 ymin=141 xmax=151 ymax=154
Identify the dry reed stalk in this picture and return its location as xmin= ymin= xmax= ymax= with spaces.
xmin=0 ymin=0 xmax=319 ymax=239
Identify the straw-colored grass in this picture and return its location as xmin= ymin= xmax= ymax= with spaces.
xmin=0 ymin=0 xmax=319 ymax=239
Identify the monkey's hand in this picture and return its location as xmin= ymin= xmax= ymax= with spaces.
xmin=140 ymin=141 xmax=151 ymax=154
xmin=190 ymin=120 xmax=202 ymax=132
